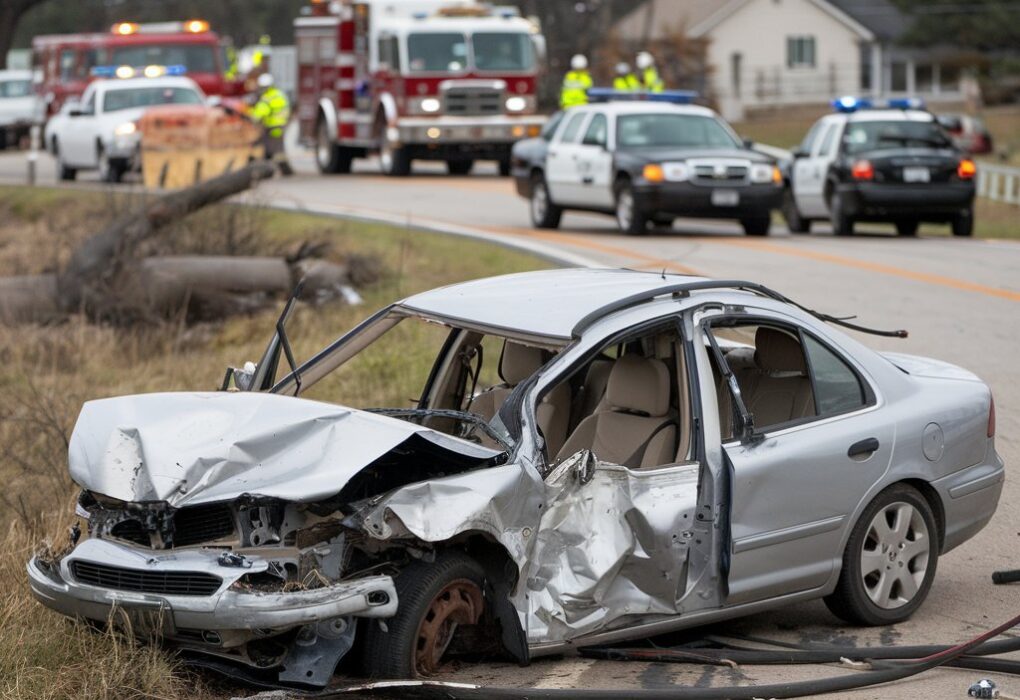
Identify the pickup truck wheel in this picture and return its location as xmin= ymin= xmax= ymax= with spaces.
xmin=615 ymin=180 xmax=648 ymax=235
xmin=97 ymin=147 xmax=124 ymax=183
xmin=361 ymin=551 xmax=486 ymax=678
xmin=782 ymin=188 xmax=810 ymax=233
xmin=56 ymin=142 xmax=76 ymax=182
xmin=447 ymin=160 xmax=474 ymax=176
xmin=380 ymin=137 xmax=411 ymax=177
xmin=952 ymin=208 xmax=974 ymax=237
xmin=824 ymin=484 xmax=938 ymax=626
xmin=530 ymin=175 xmax=562 ymax=229
xmin=830 ymin=193 xmax=854 ymax=236
xmin=740 ymin=215 xmax=772 ymax=236
xmin=895 ymin=219 xmax=919 ymax=237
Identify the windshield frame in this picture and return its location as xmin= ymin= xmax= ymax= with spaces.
xmin=615 ymin=112 xmax=743 ymax=151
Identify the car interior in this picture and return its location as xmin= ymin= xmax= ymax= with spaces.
xmin=708 ymin=323 xmax=867 ymax=440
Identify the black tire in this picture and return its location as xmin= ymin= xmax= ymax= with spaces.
xmin=58 ymin=160 xmax=76 ymax=181
xmin=615 ymin=179 xmax=648 ymax=235
xmin=952 ymin=208 xmax=974 ymax=237
xmin=895 ymin=219 xmax=919 ymax=237
xmin=98 ymin=147 xmax=125 ymax=183
xmin=498 ymin=157 xmax=512 ymax=177
xmin=824 ymin=484 xmax=939 ymax=626
xmin=379 ymin=130 xmax=411 ymax=177
xmin=316 ymin=119 xmax=353 ymax=174
xmin=740 ymin=215 xmax=772 ymax=236
xmin=529 ymin=174 xmax=562 ymax=229
xmin=782 ymin=188 xmax=810 ymax=233
xmin=361 ymin=551 xmax=486 ymax=678
xmin=447 ymin=160 xmax=474 ymax=176
xmin=830 ymin=192 xmax=854 ymax=236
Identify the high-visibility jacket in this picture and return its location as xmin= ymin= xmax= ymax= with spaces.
xmin=613 ymin=74 xmax=640 ymax=92
xmin=560 ymin=70 xmax=593 ymax=109
xmin=251 ymin=87 xmax=290 ymax=138
xmin=641 ymin=66 xmax=665 ymax=93
xmin=224 ymin=45 xmax=239 ymax=80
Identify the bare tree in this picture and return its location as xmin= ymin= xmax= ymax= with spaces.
xmin=0 ymin=0 xmax=49 ymax=69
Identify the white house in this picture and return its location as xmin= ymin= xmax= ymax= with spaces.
xmin=616 ymin=0 xmax=966 ymax=121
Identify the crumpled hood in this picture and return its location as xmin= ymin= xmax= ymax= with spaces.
xmin=68 ymin=391 xmax=500 ymax=507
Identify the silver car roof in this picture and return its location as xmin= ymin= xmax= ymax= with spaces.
xmin=398 ymin=269 xmax=716 ymax=340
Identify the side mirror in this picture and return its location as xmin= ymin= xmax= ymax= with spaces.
xmin=742 ymin=137 xmax=755 ymax=150
xmin=68 ymin=108 xmax=85 ymax=118
xmin=790 ymin=147 xmax=808 ymax=159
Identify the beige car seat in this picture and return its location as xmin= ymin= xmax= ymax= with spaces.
xmin=556 ymin=355 xmax=676 ymax=469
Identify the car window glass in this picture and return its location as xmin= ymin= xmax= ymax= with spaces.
xmin=708 ymin=323 xmax=817 ymax=440
xmin=843 ymin=119 xmax=951 ymax=155
xmin=407 ymin=32 xmax=468 ymax=72
xmin=472 ymin=32 xmax=535 ymax=72
xmin=102 ymin=86 xmax=203 ymax=112
xmin=582 ymin=114 xmax=608 ymax=147
xmin=814 ymin=124 xmax=837 ymax=157
xmin=541 ymin=111 xmax=565 ymax=141
xmin=111 ymin=45 xmax=216 ymax=73
xmin=799 ymin=120 xmax=824 ymax=153
xmin=558 ymin=111 xmax=588 ymax=143
xmin=803 ymin=335 xmax=866 ymax=415
xmin=0 ymin=79 xmax=32 ymax=98
xmin=616 ymin=114 xmax=739 ymax=149
xmin=59 ymin=49 xmax=76 ymax=82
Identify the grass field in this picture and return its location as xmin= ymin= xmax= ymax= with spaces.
xmin=0 ymin=185 xmax=548 ymax=700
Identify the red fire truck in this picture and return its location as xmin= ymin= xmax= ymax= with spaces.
xmin=32 ymin=20 xmax=243 ymax=118
xmin=295 ymin=0 xmax=546 ymax=176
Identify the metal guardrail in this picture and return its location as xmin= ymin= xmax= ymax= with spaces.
xmin=976 ymin=162 xmax=1020 ymax=205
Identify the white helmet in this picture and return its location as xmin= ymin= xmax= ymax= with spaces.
xmin=257 ymin=72 xmax=274 ymax=88
xmin=636 ymin=51 xmax=654 ymax=70
xmin=615 ymin=62 xmax=631 ymax=75
xmin=570 ymin=54 xmax=588 ymax=71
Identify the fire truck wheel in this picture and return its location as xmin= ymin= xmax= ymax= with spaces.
xmin=498 ymin=157 xmax=512 ymax=177
xmin=316 ymin=121 xmax=352 ymax=174
xmin=380 ymin=139 xmax=411 ymax=177
xmin=446 ymin=160 xmax=473 ymax=176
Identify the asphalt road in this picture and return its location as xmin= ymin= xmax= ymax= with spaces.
xmin=2 ymin=150 xmax=1019 ymax=699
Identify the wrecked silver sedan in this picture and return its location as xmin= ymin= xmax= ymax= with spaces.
xmin=28 ymin=269 xmax=1004 ymax=686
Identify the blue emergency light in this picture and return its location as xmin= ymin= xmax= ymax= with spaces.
xmin=90 ymin=64 xmax=188 ymax=79
xmin=832 ymin=95 xmax=926 ymax=113
xmin=588 ymin=88 xmax=698 ymax=105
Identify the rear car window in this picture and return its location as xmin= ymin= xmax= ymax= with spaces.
xmin=803 ymin=335 xmax=866 ymax=415
xmin=843 ymin=120 xmax=952 ymax=155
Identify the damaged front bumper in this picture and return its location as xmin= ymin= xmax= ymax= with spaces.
xmin=27 ymin=537 xmax=397 ymax=649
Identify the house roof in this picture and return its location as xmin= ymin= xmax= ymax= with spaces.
xmin=614 ymin=0 xmax=731 ymax=43
xmin=825 ymin=0 xmax=911 ymax=42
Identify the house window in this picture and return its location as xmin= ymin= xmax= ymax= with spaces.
xmin=859 ymin=44 xmax=872 ymax=91
xmin=786 ymin=36 xmax=816 ymax=69
xmin=891 ymin=61 xmax=908 ymax=92
xmin=940 ymin=64 xmax=960 ymax=92
xmin=916 ymin=64 xmax=933 ymax=93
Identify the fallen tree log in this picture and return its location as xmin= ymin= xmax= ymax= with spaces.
xmin=0 ymin=274 xmax=60 ymax=323
xmin=56 ymin=160 xmax=275 ymax=314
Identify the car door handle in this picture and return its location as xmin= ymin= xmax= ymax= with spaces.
xmin=548 ymin=149 xmax=558 ymax=157
xmin=848 ymin=438 xmax=880 ymax=458
xmin=582 ymin=176 xmax=594 ymax=184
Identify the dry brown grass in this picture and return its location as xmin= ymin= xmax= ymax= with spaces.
xmin=0 ymin=185 xmax=549 ymax=699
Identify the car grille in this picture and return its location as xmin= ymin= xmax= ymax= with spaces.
xmin=692 ymin=163 xmax=748 ymax=184
xmin=108 ymin=503 xmax=235 ymax=548
xmin=71 ymin=560 xmax=222 ymax=596
xmin=174 ymin=504 xmax=235 ymax=547
xmin=444 ymin=87 xmax=502 ymax=116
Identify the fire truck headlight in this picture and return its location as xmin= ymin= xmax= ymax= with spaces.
xmin=505 ymin=96 xmax=527 ymax=112
xmin=426 ymin=127 xmax=442 ymax=140
xmin=114 ymin=122 xmax=137 ymax=137
xmin=420 ymin=98 xmax=441 ymax=114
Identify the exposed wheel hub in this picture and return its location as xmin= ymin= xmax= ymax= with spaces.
xmin=414 ymin=578 xmax=483 ymax=676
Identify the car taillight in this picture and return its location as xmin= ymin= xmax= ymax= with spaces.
xmin=958 ymin=159 xmax=976 ymax=180
xmin=988 ymin=395 xmax=996 ymax=438
xmin=851 ymin=160 xmax=874 ymax=180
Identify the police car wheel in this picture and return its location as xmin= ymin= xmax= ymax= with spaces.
xmin=97 ymin=147 xmax=123 ymax=184
xmin=498 ymin=157 xmax=512 ymax=177
xmin=740 ymin=216 xmax=771 ymax=236
xmin=830 ymin=194 xmax=854 ymax=236
xmin=895 ymin=219 xmax=919 ymax=237
xmin=952 ymin=208 xmax=974 ymax=237
xmin=615 ymin=181 xmax=647 ymax=235
xmin=530 ymin=176 xmax=562 ymax=229
xmin=447 ymin=160 xmax=474 ymax=176
xmin=782 ymin=189 xmax=810 ymax=234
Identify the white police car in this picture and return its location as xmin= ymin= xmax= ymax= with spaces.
xmin=782 ymin=97 xmax=977 ymax=236
xmin=512 ymin=90 xmax=783 ymax=235
xmin=45 ymin=66 xmax=205 ymax=182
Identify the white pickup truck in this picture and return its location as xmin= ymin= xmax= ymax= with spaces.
xmin=0 ymin=70 xmax=36 ymax=150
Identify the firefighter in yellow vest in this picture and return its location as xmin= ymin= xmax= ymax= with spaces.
xmin=251 ymin=73 xmax=293 ymax=175
xmin=560 ymin=54 xmax=593 ymax=109
xmin=613 ymin=62 xmax=640 ymax=92
xmin=636 ymin=51 xmax=665 ymax=93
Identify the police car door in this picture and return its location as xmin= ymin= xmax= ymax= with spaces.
xmin=792 ymin=118 xmax=839 ymax=218
xmin=572 ymin=113 xmax=615 ymax=209
xmin=545 ymin=110 xmax=592 ymax=205
xmin=63 ymin=85 xmax=99 ymax=166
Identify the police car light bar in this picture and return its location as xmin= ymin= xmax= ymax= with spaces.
xmin=91 ymin=64 xmax=188 ymax=79
xmin=832 ymin=95 xmax=926 ymax=113
xmin=588 ymin=88 xmax=698 ymax=104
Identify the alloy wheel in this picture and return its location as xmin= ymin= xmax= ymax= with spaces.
xmin=531 ymin=182 xmax=548 ymax=223
xmin=860 ymin=501 xmax=930 ymax=609
xmin=616 ymin=189 xmax=634 ymax=231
